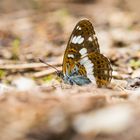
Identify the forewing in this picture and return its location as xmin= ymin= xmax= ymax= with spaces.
xmin=62 ymin=19 xmax=100 ymax=75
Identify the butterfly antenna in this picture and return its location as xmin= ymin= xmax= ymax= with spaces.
xmin=39 ymin=58 xmax=60 ymax=74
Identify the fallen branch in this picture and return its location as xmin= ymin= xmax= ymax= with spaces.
xmin=0 ymin=62 xmax=61 ymax=70
xmin=33 ymin=66 xmax=62 ymax=78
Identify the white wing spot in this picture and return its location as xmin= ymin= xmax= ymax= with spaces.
xmin=86 ymin=68 xmax=93 ymax=74
xmin=85 ymin=62 xmax=93 ymax=68
xmin=71 ymin=36 xmax=84 ymax=44
xmin=75 ymin=35 xmax=81 ymax=43
xmin=78 ymin=37 xmax=84 ymax=44
xmin=79 ymin=48 xmax=87 ymax=55
xmin=67 ymin=54 xmax=74 ymax=58
xmin=80 ymin=57 xmax=88 ymax=65
xmin=88 ymin=37 xmax=92 ymax=41
xmin=80 ymin=56 xmax=95 ymax=83
xmin=76 ymin=26 xmax=81 ymax=30
xmin=71 ymin=36 xmax=77 ymax=44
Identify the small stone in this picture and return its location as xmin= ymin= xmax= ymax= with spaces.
xmin=73 ymin=105 xmax=133 ymax=134
xmin=0 ymin=83 xmax=11 ymax=94
xmin=12 ymin=77 xmax=36 ymax=91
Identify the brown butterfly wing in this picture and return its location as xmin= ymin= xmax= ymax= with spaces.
xmin=62 ymin=19 xmax=100 ymax=75
xmin=88 ymin=52 xmax=112 ymax=87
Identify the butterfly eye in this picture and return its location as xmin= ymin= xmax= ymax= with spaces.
xmin=57 ymin=71 xmax=63 ymax=78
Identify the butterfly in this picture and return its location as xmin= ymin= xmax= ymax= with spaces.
xmin=55 ymin=19 xmax=112 ymax=87
xmin=40 ymin=19 xmax=112 ymax=87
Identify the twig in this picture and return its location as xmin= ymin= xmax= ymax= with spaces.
xmin=0 ymin=62 xmax=61 ymax=70
xmin=33 ymin=66 xmax=62 ymax=78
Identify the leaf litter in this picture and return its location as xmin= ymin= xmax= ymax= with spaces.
xmin=0 ymin=0 xmax=140 ymax=140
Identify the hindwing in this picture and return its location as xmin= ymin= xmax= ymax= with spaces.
xmin=87 ymin=52 xmax=112 ymax=87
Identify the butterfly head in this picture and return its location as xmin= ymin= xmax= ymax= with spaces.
xmin=59 ymin=64 xmax=91 ymax=86
xmin=56 ymin=70 xmax=64 ymax=79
